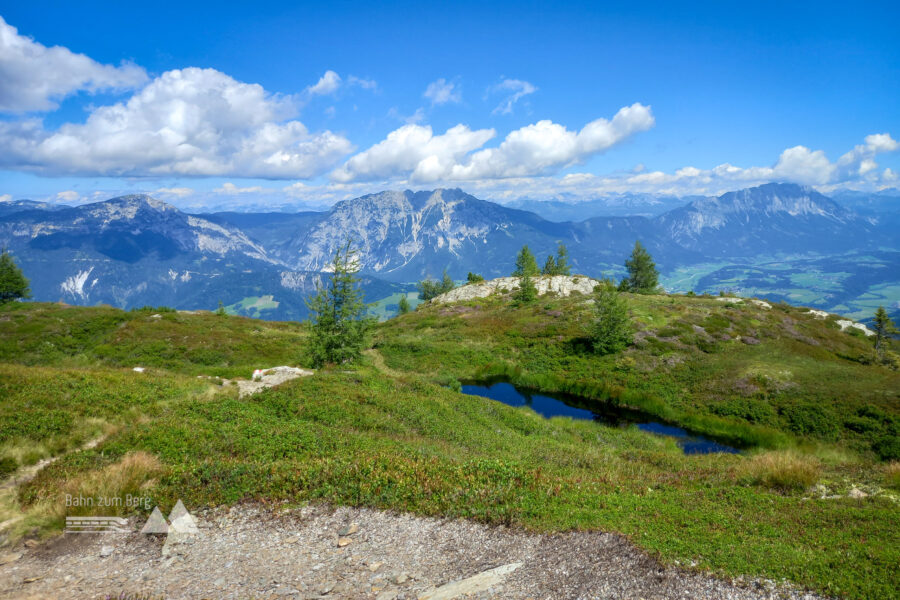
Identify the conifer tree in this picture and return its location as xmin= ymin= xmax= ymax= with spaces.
xmin=555 ymin=243 xmax=571 ymax=275
xmin=514 ymin=272 xmax=538 ymax=305
xmin=397 ymin=295 xmax=410 ymax=315
xmin=622 ymin=241 xmax=659 ymax=294
xmin=590 ymin=281 xmax=632 ymax=355
xmin=306 ymin=240 xmax=372 ymax=366
xmin=0 ymin=249 xmax=30 ymax=304
xmin=873 ymin=306 xmax=898 ymax=357
xmin=512 ymin=245 xmax=539 ymax=277
xmin=541 ymin=255 xmax=557 ymax=275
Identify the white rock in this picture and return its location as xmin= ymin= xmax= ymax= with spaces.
xmin=431 ymin=275 xmax=601 ymax=304
xmin=715 ymin=296 xmax=743 ymax=303
xmin=836 ymin=320 xmax=875 ymax=336
xmin=239 ymin=366 xmax=315 ymax=398
xmin=99 ymin=546 xmax=114 ymax=557
xmin=749 ymin=299 xmax=772 ymax=309
xmin=806 ymin=309 xmax=830 ymax=319
xmin=132 ymin=367 xmax=145 ymax=373
xmin=419 ymin=562 xmax=522 ymax=600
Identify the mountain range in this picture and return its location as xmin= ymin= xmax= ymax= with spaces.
xmin=1 ymin=183 xmax=897 ymax=321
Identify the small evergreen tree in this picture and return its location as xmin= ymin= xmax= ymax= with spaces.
xmin=514 ymin=272 xmax=538 ymax=305
xmin=590 ymin=282 xmax=632 ymax=355
xmin=466 ymin=272 xmax=484 ymax=284
xmin=512 ymin=245 xmax=539 ymax=277
xmin=873 ymin=306 xmax=898 ymax=357
xmin=0 ymin=250 xmax=31 ymax=304
xmin=417 ymin=269 xmax=455 ymax=301
xmin=306 ymin=240 xmax=372 ymax=367
xmin=440 ymin=269 xmax=455 ymax=294
xmin=541 ymin=255 xmax=557 ymax=275
xmin=215 ymin=300 xmax=226 ymax=316
xmin=397 ymin=295 xmax=410 ymax=315
xmin=621 ymin=241 xmax=659 ymax=294
xmin=554 ymin=243 xmax=571 ymax=275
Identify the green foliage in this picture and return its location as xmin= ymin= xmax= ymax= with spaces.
xmin=621 ymin=240 xmax=659 ymax=294
xmin=513 ymin=273 xmax=538 ymax=305
xmin=781 ymin=402 xmax=840 ymax=440
xmin=873 ymin=305 xmax=898 ymax=357
xmin=466 ymin=272 xmax=485 ymax=284
xmin=0 ymin=249 xmax=31 ymax=303
xmin=215 ymin=300 xmax=226 ymax=316
xmin=397 ymin=295 xmax=410 ymax=315
xmin=540 ymin=243 xmax=572 ymax=276
xmin=0 ymin=455 xmax=18 ymax=478
xmin=417 ymin=269 xmax=455 ymax=300
xmin=590 ymin=283 xmax=632 ymax=355
xmin=512 ymin=245 xmax=539 ymax=277
xmin=541 ymin=255 xmax=557 ymax=275
xmin=305 ymin=240 xmax=373 ymax=367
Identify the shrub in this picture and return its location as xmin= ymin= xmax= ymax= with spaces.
xmin=872 ymin=433 xmax=900 ymax=461
xmin=781 ymin=402 xmax=840 ymax=440
xmin=0 ymin=456 xmax=17 ymax=478
xmin=740 ymin=451 xmax=821 ymax=492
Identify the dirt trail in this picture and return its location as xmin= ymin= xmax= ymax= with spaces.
xmin=0 ymin=503 xmax=824 ymax=600
xmin=364 ymin=349 xmax=403 ymax=378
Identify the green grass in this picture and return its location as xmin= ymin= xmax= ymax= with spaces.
xmin=1 ymin=298 xmax=899 ymax=598
xmin=375 ymin=293 xmax=900 ymax=459
xmin=0 ymin=302 xmax=309 ymax=378
xmin=19 ymin=370 xmax=900 ymax=599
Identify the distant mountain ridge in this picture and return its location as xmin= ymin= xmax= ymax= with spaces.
xmin=1 ymin=183 xmax=896 ymax=320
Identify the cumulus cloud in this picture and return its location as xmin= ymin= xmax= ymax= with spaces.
xmin=215 ymin=182 xmax=266 ymax=194
xmin=55 ymin=190 xmax=80 ymax=202
xmin=491 ymin=78 xmax=537 ymax=115
xmin=155 ymin=186 xmax=194 ymax=197
xmin=332 ymin=123 xmax=496 ymax=182
xmin=0 ymin=67 xmax=354 ymax=178
xmin=0 ymin=16 xmax=147 ymax=112
xmin=306 ymin=70 xmax=342 ymax=96
xmin=423 ymin=78 xmax=461 ymax=105
xmin=0 ymin=194 xmax=12 ymax=203
xmin=332 ymin=103 xmax=655 ymax=183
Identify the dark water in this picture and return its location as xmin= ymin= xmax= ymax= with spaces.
xmin=460 ymin=381 xmax=740 ymax=455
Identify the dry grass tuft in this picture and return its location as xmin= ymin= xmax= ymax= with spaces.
xmin=885 ymin=461 xmax=900 ymax=490
xmin=739 ymin=450 xmax=821 ymax=492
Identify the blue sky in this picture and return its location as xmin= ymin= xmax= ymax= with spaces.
xmin=0 ymin=1 xmax=898 ymax=209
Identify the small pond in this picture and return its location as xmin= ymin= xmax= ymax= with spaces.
xmin=460 ymin=381 xmax=740 ymax=455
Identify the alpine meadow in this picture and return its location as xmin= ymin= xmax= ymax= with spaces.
xmin=0 ymin=3 xmax=898 ymax=599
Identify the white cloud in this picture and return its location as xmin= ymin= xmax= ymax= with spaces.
xmin=306 ymin=70 xmax=342 ymax=96
xmin=423 ymin=78 xmax=461 ymax=105
xmin=0 ymin=194 xmax=11 ymax=203
xmin=332 ymin=103 xmax=655 ymax=183
xmin=331 ymin=123 xmax=496 ymax=182
xmin=491 ymin=78 xmax=537 ymax=115
xmin=155 ymin=186 xmax=194 ymax=197
xmin=215 ymin=182 xmax=266 ymax=195
xmin=55 ymin=190 xmax=80 ymax=202
xmin=347 ymin=75 xmax=377 ymax=90
xmin=0 ymin=67 xmax=354 ymax=178
xmin=0 ymin=16 xmax=147 ymax=112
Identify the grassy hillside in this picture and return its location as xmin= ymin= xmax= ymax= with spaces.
xmin=0 ymin=296 xmax=898 ymax=599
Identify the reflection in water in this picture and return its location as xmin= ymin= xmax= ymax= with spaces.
xmin=461 ymin=382 xmax=740 ymax=455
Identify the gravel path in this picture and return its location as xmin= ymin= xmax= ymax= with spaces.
xmin=0 ymin=503 xmax=824 ymax=600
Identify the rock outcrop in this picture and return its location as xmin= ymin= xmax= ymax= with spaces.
xmin=431 ymin=275 xmax=601 ymax=304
